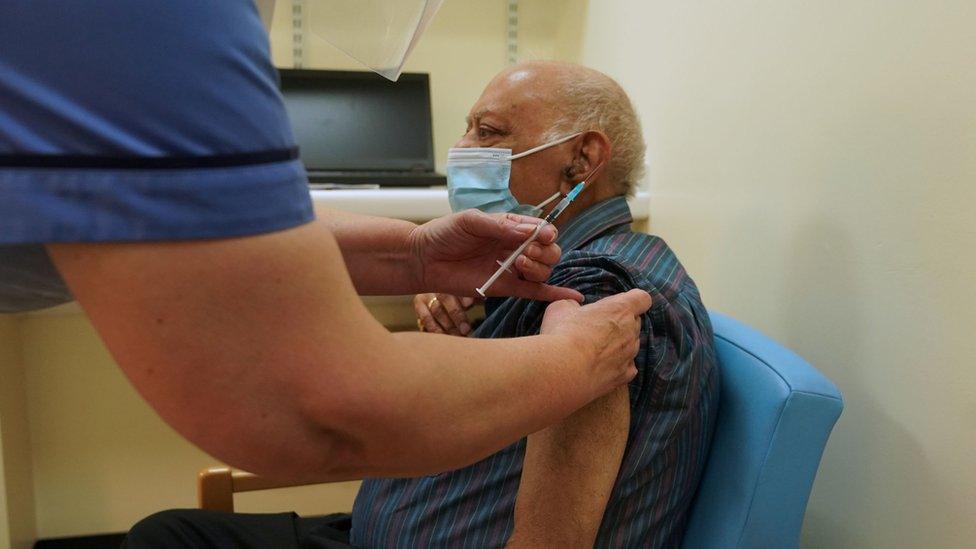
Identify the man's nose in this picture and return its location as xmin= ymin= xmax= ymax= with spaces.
xmin=453 ymin=135 xmax=475 ymax=148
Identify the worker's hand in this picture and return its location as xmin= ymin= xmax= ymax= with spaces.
xmin=540 ymin=289 xmax=652 ymax=394
xmin=409 ymin=209 xmax=584 ymax=302
xmin=415 ymin=293 xmax=478 ymax=335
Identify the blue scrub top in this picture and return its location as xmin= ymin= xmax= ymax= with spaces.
xmin=0 ymin=1 xmax=315 ymax=312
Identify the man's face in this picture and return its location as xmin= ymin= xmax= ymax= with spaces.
xmin=455 ymin=68 xmax=575 ymax=209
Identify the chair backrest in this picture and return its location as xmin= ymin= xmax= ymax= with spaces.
xmin=681 ymin=312 xmax=843 ymax=549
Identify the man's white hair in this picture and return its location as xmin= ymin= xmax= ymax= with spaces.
xmin=534 ymin=62 xmax=646 ymax=196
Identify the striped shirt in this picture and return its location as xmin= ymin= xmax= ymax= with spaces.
xmin=351 ymin=196 xmax=719 ymax=548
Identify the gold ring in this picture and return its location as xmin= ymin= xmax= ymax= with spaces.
xmin=417 ymin=318 xmax=425 ymax=332
xmin=427 ymin=296 xmax=439 ymax=310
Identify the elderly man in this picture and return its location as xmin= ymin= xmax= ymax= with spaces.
xmin=358 ymin=61 xmax=718 ymax=548
xmin=125 ymin=61 xmax=717 ymax=548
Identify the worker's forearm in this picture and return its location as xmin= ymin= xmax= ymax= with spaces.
xmin=317 ymin=206 xmax=423 ymax=295
xmin=299 ymin=329 xmax=603 ymax=480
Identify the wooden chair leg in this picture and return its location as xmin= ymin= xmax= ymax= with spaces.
xmin=198 ymin=466 xmax=235 ymax=512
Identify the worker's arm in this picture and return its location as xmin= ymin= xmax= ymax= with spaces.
xmin=507 ymin=386 xmax=630 ymax=547
xmin=47 ymin=217 xmax=649 ymax=482
xmin=318 ymin=205 xmax=582 ymax=302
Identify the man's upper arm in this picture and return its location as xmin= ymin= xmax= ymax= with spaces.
xmin=509 ymin=259 xmax=641 ymax=546
xmin=509 ymin=386 xmax=630 ymax=547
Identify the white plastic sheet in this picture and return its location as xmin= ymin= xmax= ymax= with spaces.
xmin=308 ymin=0 xmax=445 ymax=81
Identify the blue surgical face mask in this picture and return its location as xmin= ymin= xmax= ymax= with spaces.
xmin=446 ymin=132 xmax=581 ymax=216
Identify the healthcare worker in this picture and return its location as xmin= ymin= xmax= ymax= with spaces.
xmin=0 ymin=1 xmax=650 ymax=482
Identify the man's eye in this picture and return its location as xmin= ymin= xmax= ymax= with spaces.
xmin=478 ymin=127 xmax=496 ymax=139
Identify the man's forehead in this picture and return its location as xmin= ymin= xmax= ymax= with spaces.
xmin=468 ymin=69 xmax=553 ymax=123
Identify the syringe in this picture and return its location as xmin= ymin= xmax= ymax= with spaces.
xmin=475 ymin=181 xmax=587 ymax=297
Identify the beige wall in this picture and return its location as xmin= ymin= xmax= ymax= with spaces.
xmin=581 ymin=1 xmax=976 ymax=547
xmin=0 ymin=317 xmax=35 ymax=549
xmin=0 ymin=429 xmax=7 ymax=549
xmin=268 ymin=0 xmax=587 ymax=172
xmin=519 ymin=0 xmax=589 ymax=63
xmin=0 ymin=319 xmax=11 ymax=549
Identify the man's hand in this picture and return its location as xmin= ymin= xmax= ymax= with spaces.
xmin=408 ymin=209 xmax=584 ymax=302
xmin=541 ymin=289 xmax=651 ymax=397
xmin=414 ymin=293 xmax=478 ymax=335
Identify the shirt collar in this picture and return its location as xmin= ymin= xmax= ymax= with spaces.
xmin=555 ymin=195 xmax=633 ymax=252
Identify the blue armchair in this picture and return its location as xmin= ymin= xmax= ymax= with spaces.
xmin=681 ymin=312 xmax=844 ymax=549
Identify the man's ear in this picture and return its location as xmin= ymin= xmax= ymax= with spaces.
xmin=560 ymin=130 xmax=612 ymax=194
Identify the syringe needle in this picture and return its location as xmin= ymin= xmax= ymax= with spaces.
xmin=476 ymin=222 xmax=546 ymax=297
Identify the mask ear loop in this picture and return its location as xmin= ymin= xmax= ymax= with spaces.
xmin=534 ymin=192 xmax=561 ymax=210
xmin=508 ymin=132 xmax=583 ymax=160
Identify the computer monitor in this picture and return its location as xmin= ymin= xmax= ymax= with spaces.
xmin=278 ymin=69 xmax=436 ymax=174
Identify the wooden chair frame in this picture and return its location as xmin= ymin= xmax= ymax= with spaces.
xmin=197 ymin=467 xmax=317 ymax=512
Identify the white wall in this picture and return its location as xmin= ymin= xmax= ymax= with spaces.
xmin=580 ymin=1 xmax=976 ymax=547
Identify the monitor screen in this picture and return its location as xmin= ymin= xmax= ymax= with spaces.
xmin=278 ymin=69 xmax=435 ymax=172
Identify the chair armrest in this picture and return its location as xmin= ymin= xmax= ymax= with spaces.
xmin=198 ymin=467 xmax=235 ymax=512
xmin=197 ymin=466 xmax=324 ymax=512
